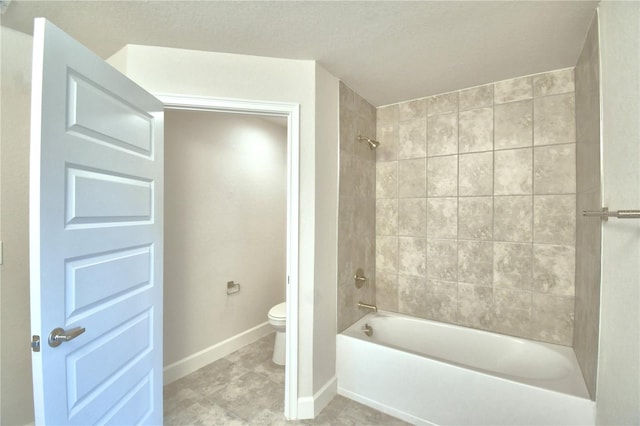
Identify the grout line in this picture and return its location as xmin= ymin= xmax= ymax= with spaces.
xmin=530 ymin=83 xmax=537 ymax=339
xmin=455 ymin=92 xmax=461 ymax=324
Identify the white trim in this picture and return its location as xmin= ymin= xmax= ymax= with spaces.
xmin=337 ymin=387 xmax=431 ymax=426
xmin=157 ymin=93 xmax=298 ymax=117
xmin=163 ymin=323 xmax=272 ymax=385
xmin=156 ymin=94 xmax=300 ymax=419
xmin=298 ymin=377 xmax=338 ymax=419
xmin=284 ymin=104 xmax=300 ymax=420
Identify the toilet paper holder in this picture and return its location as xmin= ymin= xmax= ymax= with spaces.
xmin=227 ymin=281 xmax=240 ymax=295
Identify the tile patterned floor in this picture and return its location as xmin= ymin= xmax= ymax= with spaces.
xmin=164 ymin=333 xmax=409 ymax=425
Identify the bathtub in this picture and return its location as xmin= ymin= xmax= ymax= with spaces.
xmin=336 ymin=311 xmax=595 ymax=425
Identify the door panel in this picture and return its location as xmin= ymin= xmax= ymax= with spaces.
xmin=29 ymin=18 xmax=163 ymax=425
xmin=65 ymin=166 xmax=153 ymax=226
xmin=67 ymin=71 xmax=155 ymax=156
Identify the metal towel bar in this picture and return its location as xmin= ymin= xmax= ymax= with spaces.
xmin=582 ymin=207 xmax=640 ymax=221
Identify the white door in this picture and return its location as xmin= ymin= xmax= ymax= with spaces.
xmin=29 ymin=18 xmax=164 ymax=425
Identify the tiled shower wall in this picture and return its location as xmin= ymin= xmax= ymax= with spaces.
xmin=574 ymin=12 xmax=601 ymax=399
xmin=337 ymin=82 xmax=377 ymax=332
xmin=375 ymin=69 xmax=577 ymax=345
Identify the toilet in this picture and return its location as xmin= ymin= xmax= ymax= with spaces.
xmin=267 ymin=302 xmax=286 ymax=365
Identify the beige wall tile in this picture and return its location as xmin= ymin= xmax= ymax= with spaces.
xmin=340 ymin=107 xmax=357 ymax=153
xmin=376 ymin=236 xmax=398 ymax=274
xmin=375 ymin=161 xmax=398 ymax=198
xmin=532 ymin=294 xmax=574 ymax=345
xmin=494 ymin=148 xmax=533 ymax=195
xmin=427 ymin=112 xmax=458 ymax=156
xmin=459 ymin=151 xmax=493 ymax=196
xmin=375 ymin=122 xmax=398 ymax=161
xmin=533 ymin=244 xmax=576 ymax=296
xmin=427 ymin=197 xmax=458 ymax=239
xmin=398 ymin=198 xmax=427 ymax=236
xmin=574 ymin=15 xmax=601 ymax=397
xmin=458 ymin=197 xmax=493 ymax=240
xmin=533 ymin=144 xmax=576 ymax=194
xmin=495 ymin=76 xmax=533 ymax=104
xmin=398 ymin=118 xmax=427 ymax=159
xmin=533 ymin=68 xmax=575 ymax=97
xmin=399 ymin=237 xmax=427 ymax=276
xmin=533 ymin=194 xmax=576 ymax=245
xmin=359 ymin=96 xmax=377 ymax=121
xmin=459 ymin=107 xmax=494 ymax=153
xmin=458 ymin=240 xmax=493 ymax=285
xmin=427 ymin=155 xmax=458 ymax=196
xmin=494 ymin=100 xmax=533 ymax=150
xmin=494 ymin=195 xmax=533 ymax=242
xmin=425 ymin=280 xmax=458 ymax=323
xmin=534 ymin=93 xmax=576 ymax=145
xmin=427 ymin=92 xmax=458 ymax=116
xmin=338 ymin=198 xmax=356 ymax=241
xmin=357 ymin=197 xmax=376 ymax=238
xmin=399 ymin=275 xmax=428 ymax=317
xmin=458 ymin=283 xmax=493 ymax=330
xmin=398 ymin=158 xmax=427 ymax=198
xmin=577 ymin=140 xmax=600 ymax=192
xmin=339 ymin=84 xmax=377 ymax=332
xmin=377 ymin=104 xmax=398 ymax=123
xmin=493 ymin=288 xmax=532 ymax=338
xmin=459 ymin=84 xmax=493 ymax=111
xmin=376 ymin=273 xmax=399 ymax=312
xmin=340 ymin=81 xmax=355 ymax=108
xmin=493 ymin=242 xmax=533 ymax=290
xmin=376 ymin=198 xmax=398 ymax=236
xmin=339 ymin=151 xmax=356 ymax=198
xmin=427 ymin=240 xmax=458 ymax=281
xmin=371 ymin=68 xmax=576 ymax=344
xmin=399 ymin=98 xmax=427 ymax=121
xmin=353 ymin=156 xmax=376 ymax=200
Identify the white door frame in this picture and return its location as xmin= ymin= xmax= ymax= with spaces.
xmin=156 ymin=94 xmax=300 ymax=419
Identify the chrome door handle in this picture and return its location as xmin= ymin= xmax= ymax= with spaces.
xmin=48 ymin=326 xmax=85 ymax=347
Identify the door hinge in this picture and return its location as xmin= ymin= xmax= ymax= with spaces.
xmin=31 ymin=335 xmax=40 ymax=352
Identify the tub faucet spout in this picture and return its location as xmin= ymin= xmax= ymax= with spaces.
xmin=358 ymin=301 xmax=377 ymax=313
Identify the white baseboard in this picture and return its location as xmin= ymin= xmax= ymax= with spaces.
xmin=337 ymin=386 xmax=431 ymax=426
xmin=297 ymin=376 xmax=337 ymax=419
xmin=163 ymin=322 xmax=272 ymax=385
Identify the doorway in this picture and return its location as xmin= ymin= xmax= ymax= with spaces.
xmin=159 ymin=95 xmax=300 ymax=419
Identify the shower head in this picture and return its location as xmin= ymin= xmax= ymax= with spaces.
xmin=357 ymin=135 xmax=381 ymax=150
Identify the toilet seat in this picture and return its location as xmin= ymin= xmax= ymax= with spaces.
xmin=268 ymin=302 xmax=286 ymax=321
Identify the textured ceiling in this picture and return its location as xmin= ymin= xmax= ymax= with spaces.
xmin=1 ymin=0 xmax=598 ymax=106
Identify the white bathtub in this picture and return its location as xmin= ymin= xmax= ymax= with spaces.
xmin=336 ymin=311 xmax=595 ymax=425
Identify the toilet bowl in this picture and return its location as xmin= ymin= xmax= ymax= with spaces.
xmin=268 ymin=302 xmax=286 ymax=365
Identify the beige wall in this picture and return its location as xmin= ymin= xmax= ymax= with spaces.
xmin=596 ymin=1 xmax=640 ymax=424
xmin=374 ymin=69 xmax=578 ymax=345
xmin=0 ymin=27 xmax=35 ymax=426
xmin=574 ymin=11 xmax=601 ymax=400
xmin=164 ymin=109 xmax=286 ymax=366
xmin=109 ymin=45 xmax=340 ymax=403
xmin=337 ymin=82 xmax=376 ymax=332
xmin=311 ymin=64 xmax=339 ymax=395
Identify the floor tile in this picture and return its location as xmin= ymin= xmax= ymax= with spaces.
xmin=164 ymin=333 xmax=409 ymax=425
